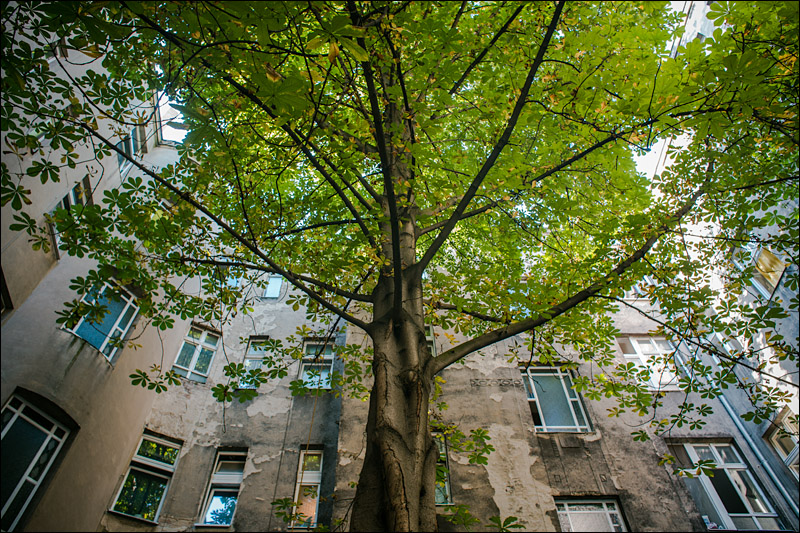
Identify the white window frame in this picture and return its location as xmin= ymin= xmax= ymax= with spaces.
xmin=555 ymin=499 xmax=627 ymax=532
xmin=197 ymin=451 xmax=247 ymax=526
xmin=426 ymin=325 xmax=437 ymax=357
xmin=433 ymin=432 xmax=452 ymax=506
xmin=1 ymin=396 xmax=69 ymax=532
xmin=172 ymin=326 xmax=220 ymax=383
xmin=263 ymin=275 xmax=283 ymax=299
xmin=617 ymin=336 xmax=679 ymax=391
xmin=766 ymin=410 xmax=799 ymax=480
xmin=683 ymin=443 xmax=780 ymax=530
xmin=300 ymin=342 xmax=334 ymax=390
xmin=116 ymin=132 xmax=135 ymax=175
xmin=111 ymin=433 xmax=181 ymax=523
xmin=521 ymin=366 xmax=591 ymax=433
xmin=66 ymin=282 xmax=139 ymax=361
xmin=240 ymin=336 xmax=269 ymax=389
xmin=292 ymin=450 xmax=323 ymax=528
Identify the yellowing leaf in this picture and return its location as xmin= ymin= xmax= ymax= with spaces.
xmin=328 ymin=41 xmax=340 ymax=63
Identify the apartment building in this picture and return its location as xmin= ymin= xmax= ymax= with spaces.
xmin=2 ymin=2 xmax=797 ymax=532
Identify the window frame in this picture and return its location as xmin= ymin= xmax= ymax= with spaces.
xmin=110 ymin=433 xmax=181 ymax=524
xmin=1 ymin=396 xmax=70 ymax=532
xmin=172 ymin=326 xmax=221 ymax=383
xmin=66 ymin=281 xmax=139 ymax=361
xmin=116 ymin=133 xmax=135 ymax=175
xmin=300 ymin=342 xmax=334 ymax=390
xmin=239 ymin=336 xmax=269 ymax=389
xmin=616 ymin=336 xmax=679 ymax=391
xmin=766 ymin=410 xmax=799 ymax=480
xmin=683 ymin=443 xmax=780 ymax=530
xmin=521 ymin=366 xmax=591 ymax=433
xmin=292 ymin=450 xmax=323 ymax=529
xmin=263 ymin=274 xmax=283 ymax=299
xmin=433 ymin=432 xmax=453 ymax=506
xmin=197 ymin=451 xmax=247 ymax=527
xmin=555 ymin=499 xmax=627 ymax=532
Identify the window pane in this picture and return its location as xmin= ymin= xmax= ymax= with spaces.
xmin=772 ymin=432 xmax=796 ymax=458
xmin=305 ymin=344 xmax=333 ymax=358
xmin=617 ymin=338 xmax=636 ymax=355
xmin=113 ymin=469 xmax=167 ymax=521
xmin=117 ymin=304 xmax=137 ymax=333
xmin=28 ymin=438 xmax=59 ymax=481
xmin=137 ymin=439 xmax=179 ymax=466
xmin=188 ymin=328 xmax=202 ymax=340
xmin=175 ymin=342 xmax=196 ymax=368
xmin=204 ymin=333 xmax=220 ymax=347
xmin=194 ymin=348 xmax=215 ymax=374
xmin=74 ymin=288 xmax=126 ymax=350
xmin=264 ymin=276 xmax=282 ymax=298
xmin=302 ymin=453 xmax=322 ymax=472
xmin=531 ymin=374 xmax=574 ymax=428
xmin=1 ymin=480 xmax=35 ymax=531
xmin=708 ymin=469 xmax=748 ymax=514
xmin=755 ymin=248 xmax=785 ymax=290
xmin=203 ymin=490 xmax=238 ymax=525
xmin=715 ymin=445 xmax=741 ymax=465
xmin=694 ymin=445 xmax=714 ymax=462
xmin=1 ymin=417 xmax=47 ymax=507
xmin=728 ymin=470 xmax=768 ymax=513
xmin=295 ymin=484 xmax=319 ymax=526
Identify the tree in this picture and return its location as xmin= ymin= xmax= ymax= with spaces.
xmin=2 ymin=1 xmax=798 ymax=531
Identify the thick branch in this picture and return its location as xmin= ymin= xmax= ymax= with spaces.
xmin=427 ymin=185 xmax=706 ymax=378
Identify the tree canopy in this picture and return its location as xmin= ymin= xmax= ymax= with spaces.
xmin=2 ymin=1 xmax=798 ymax=530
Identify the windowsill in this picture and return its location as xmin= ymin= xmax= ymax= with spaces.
xmin=535 ymin=429 xmax=592 ymax=434
xmin=194 ymin=523 xmax=232 ymax=529
xmin=107 ymin=509 xmax=159 ymax=525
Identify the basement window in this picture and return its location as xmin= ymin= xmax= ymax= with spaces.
xmin=555 ymin=499 xmax=627 ymax=532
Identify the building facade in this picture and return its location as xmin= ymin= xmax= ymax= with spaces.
xmin=2 ymin=2 xmax=797 ymax=532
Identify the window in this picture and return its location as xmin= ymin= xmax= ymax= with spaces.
xmin=623 ymin=275 xmax=656 ymax=300
xmin=677 ymin=443 xmax=781 ymax=530
xmin=1 ymin=396 xmax=70 ymax=531
xmin=240 ymin=336 xmax=269 ymax=389
xmin=199 ymin=451 xmax=246 ymax=526
xmin=116 ymin=134 xmax=135 ymax=173
xmin=426 ymin=325 xmax=436 ymax=356
xmin=48 ymin=177 xmax=92 ymax=258
xmin=45 ymin=38 xmax=67 ymax=62
xmin=617 ymin=337 xmax=679 ymax=390
xmin=301 ymin=343 xmax=334 ymax=389
xmin=766 ymin=410 xmax=799 ymax=480
xmin=521 ymin=367 xmax=591 ymax=432
xmin=112 ymin=433 xmax=181 ymax=523
xmin=263 ymin=275 xmax=283 ymax=299
xmin=172 ymin=326 xmax=220 ymax=383
xmin=292 ymin=450 xmax=322 ymax=528
xmin=555 ymin=500 xmax=627 ymax=532
xmin=735 ymin=243 xmax=787 ymax=299
xmin=67 ymin=282 xmax=139 ymax=361
xmin=433 ymin=432 xmax=452 ymax=505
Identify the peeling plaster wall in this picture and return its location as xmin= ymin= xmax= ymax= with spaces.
xmin=101 ymin=291 xmax=343 ymax=532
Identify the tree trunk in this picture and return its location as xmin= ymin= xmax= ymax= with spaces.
xmin=350 ymin=272 xmax=439 ymax=531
